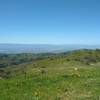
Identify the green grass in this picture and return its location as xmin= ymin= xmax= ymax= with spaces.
xmin=0 ymin=56 xmax=100 ymax=100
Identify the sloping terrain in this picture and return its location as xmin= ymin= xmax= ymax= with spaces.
xmin=0 ymin=49 xmax=100 ymax=100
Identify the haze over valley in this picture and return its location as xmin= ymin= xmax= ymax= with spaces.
xmin=0 ymin=44 xmax=100 ymax=54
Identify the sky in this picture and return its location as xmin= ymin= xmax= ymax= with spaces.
xmin=0 ymin=0 xmax=100 ymax=45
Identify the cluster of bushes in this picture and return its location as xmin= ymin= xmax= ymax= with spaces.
xmin=0 ymin=53 xmax=58 ymax=68
xmin=0 ymin=69 xmax=12 ymax=78
xmin=65 ymin=49 xmax=100 ymax=65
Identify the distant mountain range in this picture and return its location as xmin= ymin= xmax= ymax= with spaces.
xmin=0 ymin=44 xmax=100 ymax=54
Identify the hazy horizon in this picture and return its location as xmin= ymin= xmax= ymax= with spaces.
xmin=0 ymin=43 xmax=100 ymax=54
xmin=1 ymin=43 xmax=100 ymax=46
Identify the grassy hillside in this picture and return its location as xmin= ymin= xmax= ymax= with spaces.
xmin=0 ymin=49 xmax=100 ymax=100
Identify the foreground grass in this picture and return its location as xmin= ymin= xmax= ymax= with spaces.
xmin=0 ymin=58 xmax=100 ymax=100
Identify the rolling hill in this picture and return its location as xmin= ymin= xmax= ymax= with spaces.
xmin=0 ymin=49 xmax=100 ymax=100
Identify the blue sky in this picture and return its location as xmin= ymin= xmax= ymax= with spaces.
xmin=0 ymin=0 xmax=100 ymax=44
